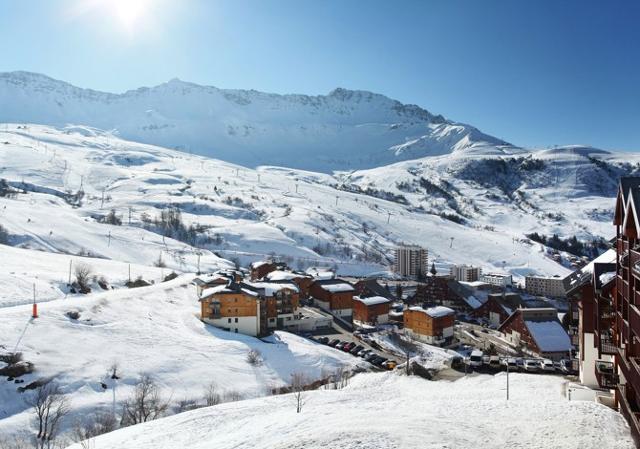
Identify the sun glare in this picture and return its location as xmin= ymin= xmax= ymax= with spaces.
xmin=112 ymin=0 xmax=150 ymax=28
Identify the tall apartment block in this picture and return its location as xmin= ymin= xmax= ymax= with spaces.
xmin=393 ymin=246 xmax=428 ymax=278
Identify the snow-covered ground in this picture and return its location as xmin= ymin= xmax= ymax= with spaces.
xmin=2 ymin=123 xmax=631 ymax=285
xmin=68 ymin=371 xmax=634 ymax=449
xmin=0 ymin=251 xmax=358 ymax=438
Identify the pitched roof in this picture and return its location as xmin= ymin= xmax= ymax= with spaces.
xmin=408 ymin=305 xmax=454 ymax=318
xmin=355 ymin=278 xmax=396 ymax=300
xmin=593 ymin=262 xmax=616 ymax=291
xmin=524 ymin=319 xmax=572 ymax=353
xmin=313 ymin=278 xmax=354 ymax=293
xmin=354 ymin=296 xmax=390 ymax=306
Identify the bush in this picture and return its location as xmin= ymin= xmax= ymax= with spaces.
xmin=74 ymin=263 xmax=93 ymax=294
xmin=163 ymin=272 xmax=179 ymax=282
xmin=246 ymin=349 xmax=263 ymax=366
xmin=101 ymin=209 xmax=122 ymax=226
xmin=66 ymin=310 xmax=81 ymax=320
xmin=125 ymin=276 xmax=151 ymax=289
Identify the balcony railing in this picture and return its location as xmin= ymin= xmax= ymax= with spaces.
xmin=618 ymin=385 xmax=640 ymax=444
xmin=595 ymin=361 xmax=618 ymax=389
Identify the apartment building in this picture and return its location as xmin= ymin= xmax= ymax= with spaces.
xmin=403 ymin=306 xmax=455 ymax=346
xmin=525 ymin=274 xmax=566 ymax=297
xmin=309 ymin=279 xmax=355 ymax=318
xmin=450 ymin=265 xmax=481 ymax=282
xmin=480 ymin=272 xmax=513 ymax=288
xmin=393 ymin=246 xmax=428 ymax=278
xmin=352 ymin=296 xmax=391 ymax=326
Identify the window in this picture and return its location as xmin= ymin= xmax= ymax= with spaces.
xmin=234 ymin=328 xmax=238 ymax=333
xmin=235 ymin=318 xmax=238 ymax=323
xmin=227 ymin=318 xmax=231 ymax=323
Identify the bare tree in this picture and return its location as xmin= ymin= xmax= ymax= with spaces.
xmin=332 ymin=366 xmax=350 ymax=389
xmin=246 ymin=349 xmax=263 ymax=366
xmin=290 ymin=372 xmax=308 ymax=413
xmin=388 ymin=332 xmax=421 ymax=375
xmin=25 ymin=382 xmax=70 ymax=449
xmin=120 ymin=375 xmax=170 ymax=426
xmin=72 ymin=411 xmax=117 ymax=449
xmin=74 ymin=263 xmax=93 ymax=293
xmin=203 ymin=382 xmax=220 ymax=406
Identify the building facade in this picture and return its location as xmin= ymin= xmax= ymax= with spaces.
xmin=479 ymin=273 xmax=513 ymax=288
xmin=450 ymin=265 xmax=481 ymax=282
xmin=393 ymin=246 xmax=428 ymax=278
xmin=309 ymin=279 xmax=355 ymax=318
xmin=352 ymin=296 xmax=390 ymax=326
xmin=525 ymin=275 xmax=566 ymax=297
xmin=403 ymin=306 xmax=455 ymax=346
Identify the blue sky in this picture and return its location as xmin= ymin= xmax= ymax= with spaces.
xmin=0 ymin=0 xmax=638 ymax=151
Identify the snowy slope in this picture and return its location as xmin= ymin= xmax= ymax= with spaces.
xmin=0 ymin=71 xmax=512 ymax=172
xmin=67 ymin=372 xmax=634 ymax=449
xmin=2 ymin=124 xmax=638 ymax=284
xmin=0 ymin=259 xmax=358 ymax=438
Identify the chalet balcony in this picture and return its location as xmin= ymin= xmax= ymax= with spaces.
xmin=596 ymin=330 xmax=617 ymax=355
xmin=631 ymin=305 xmax=640 ymax=337
xmin=595 ymin=361 xmax=618 ymax=389
xmin=618 ymin=385 xmax=640 ymax=444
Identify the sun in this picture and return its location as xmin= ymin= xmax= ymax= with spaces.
xmin=112 ymin=0 xmax=150 ymax=28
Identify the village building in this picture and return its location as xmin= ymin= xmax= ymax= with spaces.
xmin=393 ymin=245 xmax=428 ymax=278
xmin=608 ymin=177 xmax=640 ymax=441
xmin=353 ymin=278 xmax=395 ymax=302
xmin=242 ymin=281 xmax=301 ymax=331
xmin=309 ymin=279 xmax=355 ymax=318
xmin=352 ymin=296 xmax=391 ymax=326
xmin=450 ymin=265 xmax=481 ymax=282
xmin=403 ymin=306 xmax=455 ymax=346
xmin=499 ymin=308 xmax=572 ymax=361
xmin=193 ymin=270 xmax=240 ymax=296
xmin=264 ymin=270 xmax=314 ymax=298
xmin=525 ymin=274 xmax=566 ymax=297
xmin=479 ymin=272 xmax=513 ymax=288
xmin=250 ymin=260 xmax=284 ymax=281
xmin=471 ymin=292 xmax=525 ymax=327
xmin=199 ymin=283 xmax=262 ymax=336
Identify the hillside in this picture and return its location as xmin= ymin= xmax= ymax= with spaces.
xmin=67 ymin=371 xmax=634 ymax=449
xmin=0 ymin=71 xmax=513 ymax=172
xmin=0 ymin=251 xmax=358 ymax=438
xmin=2 ymin=124 xmax=639 ymax=283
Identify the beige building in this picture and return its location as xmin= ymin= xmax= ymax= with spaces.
xmin=480 ymin=272 xmax=513 ymax=288
xmin=450 ymin=265 xmax=481 ymax=282
xmin=393 ymin=246 xmax=428 ymax=278
xmin=525 ymin=275 xmax=566 ymax=297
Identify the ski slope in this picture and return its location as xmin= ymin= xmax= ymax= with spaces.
xmin=68 ymin=372 xmax=634 ymax=449
xmin=3 ymin=124 xmax=634 ymax=285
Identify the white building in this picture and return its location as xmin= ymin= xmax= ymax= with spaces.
xmin=480 ymin=273 xmax=513 ymax=288
xmin=393 ymin=246 xmax=428 ymax=278
xmin=450 ymin=265 xmax=481 ymax=282
xmin=525 ymin=275 xmax=566 ymax=297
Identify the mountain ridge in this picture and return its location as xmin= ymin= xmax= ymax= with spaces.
xmin=0 ymin=71 xmax=513 ymax=172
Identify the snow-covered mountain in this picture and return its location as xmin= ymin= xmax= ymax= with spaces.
xmin=0 ymin=71 xmax=512 ymax=172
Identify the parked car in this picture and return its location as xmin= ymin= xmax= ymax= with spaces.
xmin=350 ymin=345 xmax=364 ymax=355
xmin=328 ymin=339 xmax=340 ymax=347
xmin=365 ymin=353 xmax=378 ymax=362
xmin=524 ymin=359 xmax=540 ymax=372
xmin=541 ymin=359 xmax=556 ymax=373
xmin=469 ymin=350 xmax=484 ymax=368
xmin=488 ymin=356 xmax=501 ymax=370
xmin=335 ymin=341 xmax=346 ymax=350
xmin=516 ymin=358 xmax=525 ymax=371
xmin=342 ymin=342 xmax=356 ymax=352
xmin=358 ymin=349 xmax=371 ymax=358
xmin=373 ymin=357 xmax=388 ymax=367
xmin=317 ymin=337 xmax=329 ymax=345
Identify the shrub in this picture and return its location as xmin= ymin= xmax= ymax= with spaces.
xmin=246 ymin=349 xmax=263 ymax=366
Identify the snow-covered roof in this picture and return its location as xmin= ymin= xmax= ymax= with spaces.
xmin=318 ymin=282 xmax=354 ymax=293
xmin=265 ymin=270 xmax=305 ymax=281
xmin=463 ymin=295 xmax=483 ymax=309
xmin=200 ymin=284 xmax=236 ymax=298
xmin=354 ymin=296 xmax=390 ymax=306
xmin=251 ymin=260 xmax=272 ymax=269
xmin=306 ymin=267 xmax=335 ymax=280
xmin=408 ymin=306 xmax=454 ymax=318
xmin=243 ymin=281 xmax=299 ymax=296
xmin=524 ymin=319 xmax=572 ymax=353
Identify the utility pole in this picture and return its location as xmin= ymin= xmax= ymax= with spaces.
xmin=450 ymin=237 xmax=454 ymax=248
xmin=128 ymin=264 xmax=131 ymax=283
xmin=506 ymin=360 xmax=510 ymax=400
xmin=108 ymin=231 xmax=111 ymax=247
xmin=295 ymin=184 xmax=299 ymax=194
xmin=128 ymin=207 xmax=132 ymax=225
xmin=387 ymin=211 xmax=392 ymax=224
xmin=335 ymin=196 xmax=339 ymax=206
xmin=197 ymin=252 xmax=201 ymax=275
xmin=101 ymin=189 xmax=105 ymax=209
xmin=32 ymin=283 xmax=38 ymax=319
xmin=68 ymin=260 xmax=73 ymax=285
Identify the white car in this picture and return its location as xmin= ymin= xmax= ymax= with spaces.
xmin=541 ymin=359 xmax=556 ymax=373
xmin=469 ymin=350 xmax=484 ymax=368
xmin=523 ymin=359 xmax=540 ymax=372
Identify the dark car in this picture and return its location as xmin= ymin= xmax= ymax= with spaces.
xmin=516 ymin=358 xmax=525 ymax=371
xmin=328 ymin=339 xmax=340 ymax=347
xmin=317 ymin=337 xmax=329 ymax=345
xmin=365 ymin=353 xmax=378 ymax=362
xmin=342 ymin=342 xmax=356 ymax=352
xmin=335 ymin=341 xmax=347 ymax=350
xmin=373 ymin=356 xmax=387 ymax=367
xmin=350 ymin=344 xmax=364 ymax=355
